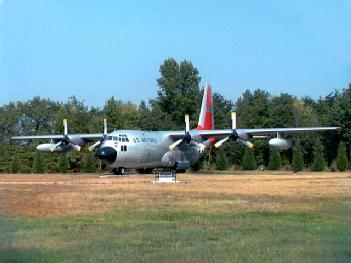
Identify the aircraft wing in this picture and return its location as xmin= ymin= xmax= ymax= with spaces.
xmin=242 ymin=127 xmax=341 ymax=136
xmin=11 ymin=133 xmax=104 ymax=141
xmin=194 ymin=127 xmax=341 ymax=139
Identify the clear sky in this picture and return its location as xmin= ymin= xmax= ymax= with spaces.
xmin=1 ymin=0 xmax=350 ymax=107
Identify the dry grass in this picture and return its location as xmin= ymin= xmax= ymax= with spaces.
xmin=0 ymin=171 xmax=350 ymax=218
xmin=1 ymin=172 xmax=350 ymax=262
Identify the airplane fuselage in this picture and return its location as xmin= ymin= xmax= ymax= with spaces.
xmin=98 ymin=130 xmax=203 ymax=170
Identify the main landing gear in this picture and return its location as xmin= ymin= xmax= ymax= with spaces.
xmin=112 ymin=167 xmax=126 ymax=175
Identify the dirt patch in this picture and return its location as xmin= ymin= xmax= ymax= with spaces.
xmin=0 ymin=172 xmax=350 ymax=217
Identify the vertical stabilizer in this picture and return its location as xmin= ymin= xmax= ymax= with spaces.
xmin=197 ymin=83 xmax=214 ymax=130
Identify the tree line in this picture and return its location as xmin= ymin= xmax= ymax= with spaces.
xmin=0 ymin=58 xmax=350 ymax=173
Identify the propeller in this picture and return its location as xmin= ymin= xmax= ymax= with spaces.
xmin=49 ymin=119 xmax=81 ymax=152
xmin=89 ymin=118 xmax=107 ymax=152
xmin=169 ymin=114 xmax=206 ymax=151
xmin=214 ymin=112 xmax=254 ymax=149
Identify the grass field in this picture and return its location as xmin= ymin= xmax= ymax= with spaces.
xmin=0 ymin=172 xmax=350 ymax=262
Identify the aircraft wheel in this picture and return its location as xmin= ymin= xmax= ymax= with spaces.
xmin=176 ymin=168 xmax=186 ymax=173
xmin=112 ymin=168 xmax=125 ymax=175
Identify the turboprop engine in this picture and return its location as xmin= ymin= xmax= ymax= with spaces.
xmin=36 ymin=119 xmax=83 ymax=153
xmin=269 ymin=138 xmax=292 ymax=150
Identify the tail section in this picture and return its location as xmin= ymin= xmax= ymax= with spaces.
xmin=197 ymin=83 xmax=214 ymax=130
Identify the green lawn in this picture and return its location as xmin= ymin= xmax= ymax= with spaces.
xmin=1 ymin=203 xmax=350 ymax=263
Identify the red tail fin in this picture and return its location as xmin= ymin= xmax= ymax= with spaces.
xmin=197 ymin=83 xmax=214 ymax=130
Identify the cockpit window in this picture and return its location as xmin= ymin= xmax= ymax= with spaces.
xmin=107 ymin=136 xmax=113 ymax=140
xmin=113 ymin=137 xmax=118 ymax=141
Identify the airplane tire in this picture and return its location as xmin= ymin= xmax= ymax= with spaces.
xmin=112 ymin=168 xmax=125 ymax=175
xmin=176 ymin=169 xmax=186 ymax=173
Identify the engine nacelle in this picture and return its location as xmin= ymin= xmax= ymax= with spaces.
xmin=36 ymin=144 xmax=69 ymax=153
xmin=268 ymin=138 xmax=292 ymax=150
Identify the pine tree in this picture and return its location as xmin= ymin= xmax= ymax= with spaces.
xmin=311 ymin=141 xmax=326 ymax=172
xmin=81 ymin=152 xmax=96 ymax=173
xmin=32 ymin=152 xmax=46 ymax=173
xmin=292 ymin=145 xmax=304 ymax=172
xmin=215 ymin=149 xmax=230 ymax=170
xmin=336 ymin=142 xmax=349 ymax=171
xmin=242 ymin=148 xmax=257 ymax=170
xmin=268 ymin=149 xmax=282 ymax=170
xmin=10 ymin=155 xmax=21 ymax=173
xmin=58 ymin=154 xmax=70 ymax=173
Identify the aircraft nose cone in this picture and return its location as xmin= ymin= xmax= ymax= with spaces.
xmin=96 ymin=147 xmax=117 ymax=164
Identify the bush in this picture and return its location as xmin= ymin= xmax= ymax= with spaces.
xmin=268 ymin=149 xmax=282 ymax=170
xmin=32 ymin=152 xmax=46 ymax=173
xmin=58 ymin=154 xmax=70 ymax=173
xmin=242 ymin=148 xmax=257 ymax=170
xmin=10 ymin=155 xmax=21 ymax=173
xmin=336 ymin=142 xmax=349 ymax=171
xmin=311 ymin=141 xmax=326 ymax=172
xmin=215 ymin=149 xmax=230 ymax=170
xmin=292 ymin=145 xmax=304 ymax=172
xmin=81 ymin=152 xmax=96 ymax=173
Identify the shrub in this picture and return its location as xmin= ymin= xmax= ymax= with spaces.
xmin=10 ymin=155 xmax=21 ymax=173
xmin=292 ymin=145 xmax=304 ymax=172
xmin=336 ymin=142 xmax=349 ymax=171
xmin=58 ymin=154 xmax=70 ymax=173
xmin=268 ymin=149 xmax=282 ymax=170
xmin=32 ymin=152 xmax=46 ymax=173
xmin=216 ymin=149 xmax=230 ymax=170
xmin=311 ymin=141 xmax=326 ymax=172
xmin=81 ymin=152 xmax=96 ymax=173
xmin=242 ymin=148 xmax=257 ymax=170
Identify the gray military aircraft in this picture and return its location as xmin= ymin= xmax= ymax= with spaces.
xmin=12 ymin=84 xmax=341 ymax=175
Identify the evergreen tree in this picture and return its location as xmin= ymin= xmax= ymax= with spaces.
xmin=268 ymin=149 xmax=282 ymax=170
xmin=215 ymin=149 xmax=230 ymax=170
xmin=58 ymin=154 xmax=70 ymax=173
xmin=81 ymin=152 xmax=96 ymax=173
xmin=292 ymin=145 xmax=304 ymax=172
xmin=10 ymin=155 xmax=21 ymax=173
xmin=311 ymin=141 xmax=326 ymax=171
xmin=32 ymin=151 xmax=46 ymax=173
xmin=242 ymin=148 xmax=257 ymax=170
xmin=336 ymin=142 xmax=349 ymax=171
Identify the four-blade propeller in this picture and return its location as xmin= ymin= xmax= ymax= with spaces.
xmin=169 ymin=114 xmax=206 ymax=152
xmin=214 ymin=112 xmax=254 ymax=149
xmin=50 ymin=119 xmax=81 ymax=152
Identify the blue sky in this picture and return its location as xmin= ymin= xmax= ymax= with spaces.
xmin=1 ymin=0 xmax=350 ymax=107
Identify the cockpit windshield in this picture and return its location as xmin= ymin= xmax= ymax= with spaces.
xmin=106 ymin=135 xmax=129 ymax=142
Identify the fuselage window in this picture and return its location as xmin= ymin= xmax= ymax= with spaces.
xmin=120 ymin=145 xmax=127 ymax=152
